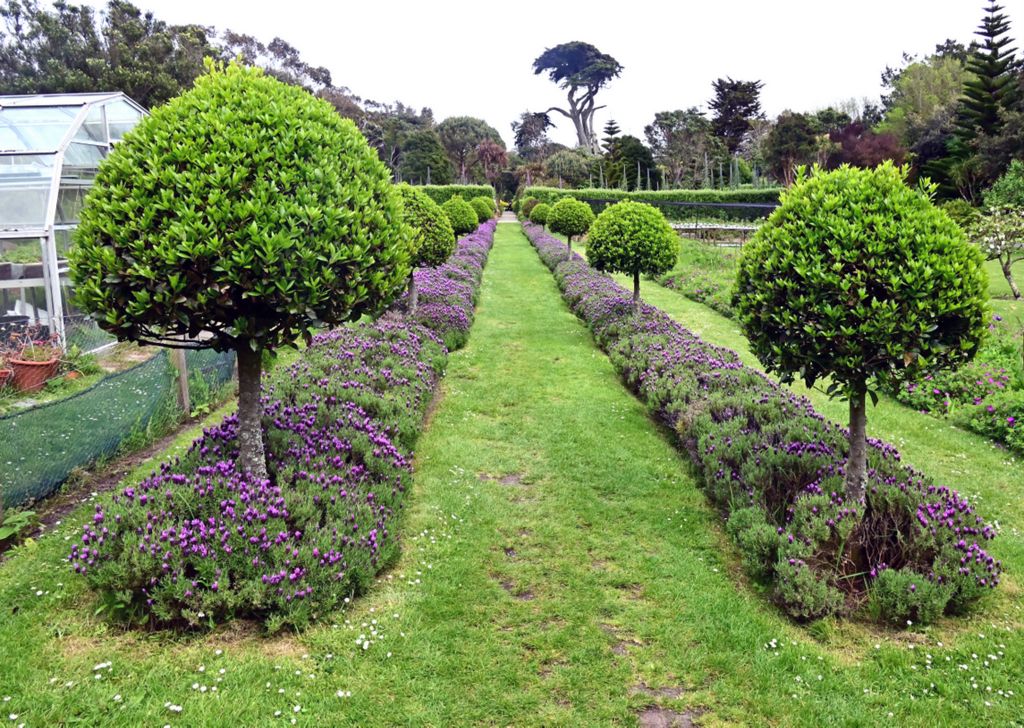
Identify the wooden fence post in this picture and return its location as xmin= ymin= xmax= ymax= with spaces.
xmin=170 ymin=349 xmax=190 ymax=414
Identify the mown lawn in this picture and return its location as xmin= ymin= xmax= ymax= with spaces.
xmin=0 ymin=223 xmax=1021 ymax=726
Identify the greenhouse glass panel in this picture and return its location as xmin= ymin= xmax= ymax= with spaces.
xmin=0 ymin=107 xmax=77 ymax=152
xmin=105 ymin=100 xmax=143 ymax=141
xmin=0 ymin=153 xmax=56 ymax=230
xmin=76 ymin=105 xmax=107 ymax=144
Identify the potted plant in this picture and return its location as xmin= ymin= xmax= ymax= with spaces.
xmin=8 ymin=326 xmax=62 ymax=392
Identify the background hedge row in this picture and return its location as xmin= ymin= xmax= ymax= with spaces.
xmin=520 ymin=186 xmax=782 ymax=222
xmin=417 ymin=184 xmax=495 ymax=205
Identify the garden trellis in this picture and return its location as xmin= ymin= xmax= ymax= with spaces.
xmin=0 ymin=92 xmax=146 ymax=350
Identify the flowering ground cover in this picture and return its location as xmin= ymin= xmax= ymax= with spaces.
xmin=524 ymin=221 xmax=1001 ymax=625
xmin=0 ymin=223 xmax=1023 ymax=726
xmin=68 ymin=220 xmax=496 ymax=629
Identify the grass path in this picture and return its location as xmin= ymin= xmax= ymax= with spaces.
xmin=0 ymin=224 xmax=1020 ymax=726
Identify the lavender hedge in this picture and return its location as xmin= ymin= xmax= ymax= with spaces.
xmin=523 ymin=221 xmax=1000 ymax=625
xmin=70 ymin=221 xmax=496 ymax=629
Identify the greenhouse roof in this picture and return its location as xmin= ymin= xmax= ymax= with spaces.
xmin=0 ymin=92 xmax=146 ymax=155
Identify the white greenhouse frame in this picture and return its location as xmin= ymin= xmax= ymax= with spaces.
xmin=0 ymin=92 xmax=146 ymax=349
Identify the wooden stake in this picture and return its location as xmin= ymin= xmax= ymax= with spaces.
xmin=170 ymin=349 xmax=190 ymax=414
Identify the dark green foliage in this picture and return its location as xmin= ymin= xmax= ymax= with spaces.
xmin=941 ymin=199 xmax=983 ymax=230
xmin=957 ymin=2 xmax=1019 ymax=138
xmin=725 ymin=507 xmax=779 ymax=581
xmin=396 ymin=184 xmax=455 ymax=268
xmin=521 ymin=196 xmax=540 ymax=217
xmin=734 ymin=164 xmax=988 ymax=395
xmin=543 ymin=149 xmax=592 ymax=188
xmin=419 ymin=185 xmax=495 ymax=206
xmin=441 ymin=195 xmax=479 ymax=235
xmin=437 ymin=116 xmax=504 ymax=183
xmin=586 ymin=201 xmax=678 ymax=299
xmin=603 ymin=135 xmax=659 ymax=191
xmin=764 ymin=111 xmax=818 ymax=186
xmin=0 ymin=0 xmax=219 ymax=107
xmin=528 ymin=202 xmax=551 ymax=226
xmin=71 ymin=61 xmax=410 ymax=352
xmin=709 ymin=77 xmax=765 ymax=154
xmin=546 ymin=197 xmax=595 ymax=241
xmin=398 ymin=130 xmax=454 ymax=185
xmin=469 ymin=197 xmax=493 ymax=224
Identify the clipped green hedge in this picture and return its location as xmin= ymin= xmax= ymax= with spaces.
xmin=521 ymin=186 xmax=781 ymax=222
xmin=417 ymin=184 xmax=495 ymax=206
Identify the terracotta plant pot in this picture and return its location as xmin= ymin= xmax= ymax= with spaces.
xmin=9 ymin=355 xmax=59 ymax=392
xmin=0 ymin=368 xmax=12 ymax=389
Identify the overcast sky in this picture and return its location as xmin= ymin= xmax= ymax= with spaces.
xmin=85 ymin=0 xmax=1023 ymax=148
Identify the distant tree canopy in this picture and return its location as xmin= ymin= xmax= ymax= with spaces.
xmin=437 ymin=116 xmax=505 ymax=184
xmin=533 ymin=41 xmax=622 ymax=153
xmin=764 ymin=111 xmax=818 ymax=186
xmin=709 ymin=77 xmax=764 ymax=155
xmin=397 ymin=129 xmax=453 ymax=185
xmin=543 ymin=148 xmax=591 ymax=187
xmin=604 ymin=135 xmax=659 ymax=191
xmin=645 ymin=108 xmax=724 ymax=189
xmin=0 ymin=0 xmax=219 ymax=107
xmin=512 ymin=110 xmax=555 ymax=160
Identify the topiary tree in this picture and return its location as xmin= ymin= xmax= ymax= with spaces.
xmin=395 ymin=184 xmax=456 ymax=312
xmin=733 ymin=164 xmax=988 ymax=502
xmin=440 ymin=195 xmax=478 ymax=236
xmin=529 ymin=202 xmax=551 ymax=228
xmin=547 ymin=196 xmax=595 ymax=259
xmin=521 ymin=196 xmax=540 ymax=218
xmin=586 ymin=200 xmax=678 ymax=309
xmin=469 ymin=196 xmax=493 ymax=224
xmin=70 ymin=61 xmax=411 ymax=481
xmin=973 ymin=205 xmax=1024 ymax=298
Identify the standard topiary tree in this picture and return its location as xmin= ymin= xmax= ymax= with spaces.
xmin=586 ymin=200 xmax=678 ymax=309
xmin=70 ymin=61 xmax=411 ymax=481
xmin=469 ymin=196 xmax=492 ymax=224
xmin=521 ymin=196 xmax=540 ymax=218
xmin=547 ymin=197 xmax=596 ymax=259
xmin=733 ymin=164 xmax=988 ymax=502
xmin=529 ymin=202 xmax=551 ymax=228
xmin=441 ymin=195 xmax=479 ymax=236
xmin=395 ymin=184 xmax=456 ymax=312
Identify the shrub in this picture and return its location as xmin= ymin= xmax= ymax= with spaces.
xmin=586 ymin=200 xmax=678 ymax=308
xmin=70 ymin=221 xmax=497 ymax=630
xmin=733 ymin=164 xmax=988 ymax=502
xmin=522 ymin=221 xmax=1001 ymax=625
xmin=547 ymin=197 xmax=596 ymax=258
xmin=469 ymin=196 xmax=493 ymax=224
xmin=395 ymin=184 xmax=456 ymax=314
xmin=985 ymin=159 xmax=1024 ymax=208
xmin=70 ymin=61 xmax=411 ymax=480
xmin=953 ymin=389 xmax=1024 ymax=454
xmin=441 ymin=195 xmax=479 ymax=236
xmin=868 ymin=568 xmax=950 ymax=626
xmin=521 ymin=186 xmax=781 ymax=222
xmin=529 ymin=202 xmax=551 ymax=227
xmin=521 ymin=196 xmax=540 ymax=218
xmin=942 ymin=199 xmax=981 ymax=231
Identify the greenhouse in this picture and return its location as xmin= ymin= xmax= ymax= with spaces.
xmin=0 ymin=92 xmax=146 ymax=350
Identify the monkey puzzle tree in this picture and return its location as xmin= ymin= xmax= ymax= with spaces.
xmin=733 ymin=164 xmax=988 ymax=503
xmin=533 ymin=41 xmax=623 ymax=153
xmin=395 ymin=184 xmax=456 ymax=312
xmin=70 ymin=62 xmax=411 ymax=481
xmin=586 ymin=201 xmax=678 ymax=309
xmin=547 ymin=197 xmax=595 ymax=258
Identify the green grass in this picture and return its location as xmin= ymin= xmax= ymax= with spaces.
xmin=0 ymin=224 xmax=1022 ymax=726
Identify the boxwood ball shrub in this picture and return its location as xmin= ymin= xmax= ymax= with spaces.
xmin=529 ymin=202 xmax=551 ymax=228
xmin=547 ymin=196 xmax=596 ymax=258
xmin=472 ymin=195 xmax=496 ymax=217
xmin=395 ymin=183 xmax=455 ymax=313
xmin=70 ymin=61 xmax=411 ymax=481
xmin=441 ymin=195 xmax=479 ymax=236
xmin=733 ymin=163 xmax=988 ymax=503
xmin=586 ymin=200 xmax=678 ymax=308
xmin=469 ymin=196 xmax=492 ymax=224
xmin=521 ymin=196 xmax=540 ymax=218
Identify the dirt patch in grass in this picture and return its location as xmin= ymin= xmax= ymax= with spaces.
xmin=638 ymin=706 xmax=704 ymax=727
xmin=631 ymin=683 xmax=686 ymax=699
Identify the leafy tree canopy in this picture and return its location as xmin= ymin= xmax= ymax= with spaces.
xmin=709 ymin=77 xmax=765 ymax=155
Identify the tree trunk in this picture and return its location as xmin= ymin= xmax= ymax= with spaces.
xmin=633 ymin=270 xmax=641 ymax=312
xmin=1002 ymin=257 xmax=1021 ymax=299
xmin=845 ymin=386 xmax=868 ymax=504
xmin=408 ymin=271 xmax=418 ymax=314
xmin=235 ymin=343 xmax=268 ymax=482
xmin=566 ymin=236 xmax=572 ymax=261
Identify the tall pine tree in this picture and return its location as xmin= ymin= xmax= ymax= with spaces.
xmin=957 ymin=2 xmax=1018 ymax=138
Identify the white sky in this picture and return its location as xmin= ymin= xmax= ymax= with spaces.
xmin=84 ymin=0 xmax=1023 ymax=148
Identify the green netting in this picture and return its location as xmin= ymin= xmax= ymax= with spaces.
xmin=0 ymin=348 xmax=235 ymax=508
